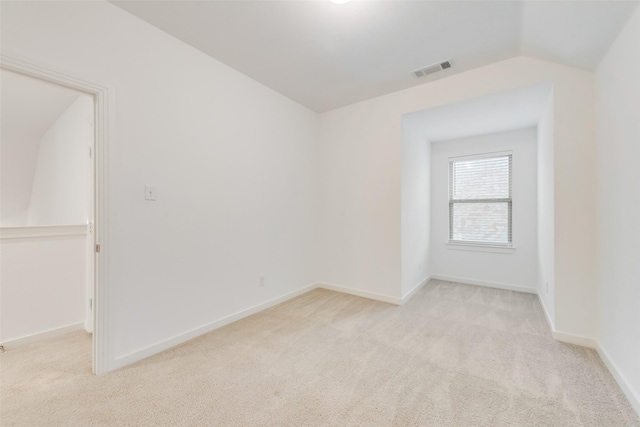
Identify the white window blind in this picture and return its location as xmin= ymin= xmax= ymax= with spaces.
xmin=449 ymin=154 xmax=512 ymax=245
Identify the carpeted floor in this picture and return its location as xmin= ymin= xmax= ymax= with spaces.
xmin=1 ymin=280 xmax=638 ymax=426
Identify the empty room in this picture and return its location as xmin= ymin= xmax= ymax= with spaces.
xmin=1 ymin=0 xmax=639 ymax=425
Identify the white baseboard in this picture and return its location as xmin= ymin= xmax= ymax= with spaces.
xmin=536 ymin=292 xmax=596 ymax=348
xmin=537 ymin=292 xmax=556 ymax=331
xmin=112 ymin=283 xmax=318 ymax=370
xmin=596 ymin=343 xmax=640 ymax=417
xmin=401 ymin=275 xmax=431 ymax=305
xmin=431 ymin=277 xmax=597 ymax=348
xmin=536 ymin=292 xmax=639 ymax=416
xmin=113 ymin=281 xmax=403 ymax=371
xmin=430 ymin=274 xmax=536 ymax=294
xmin=538 ymin=294 xmax=637 ymax=416
xmin=113 ymin=281 xmax=406 ymax=371
xmin=105 ymin=276 xmax=639 ymax=419
xmin=552 ymin=331 xmax=596 ymax=348
xmin=317 ymin=282 xmax=402 ymax=305
xmin=0 ymin=322 xmax=85 ymax=349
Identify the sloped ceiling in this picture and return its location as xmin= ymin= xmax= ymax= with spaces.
xmin=0 ymin=70 xmax=82 ymax=221
xmin=111 ymin=1 xmax=638 ymax=112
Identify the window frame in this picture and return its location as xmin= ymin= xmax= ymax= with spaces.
xmin=448 ymin=151 xmax=513 ymax=247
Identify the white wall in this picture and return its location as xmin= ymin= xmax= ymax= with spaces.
xmin=0 ymin=132 xmax=38 ymax=226
xmin=319 ymin=56 xmax=597 ymax=338
xmin=0 ymin=230 xmax=86 ymax=344
xmin=400 ymin=118 xmax=431 ymax=297
xmin=537 ymin=87 xmax=555 ymax=322
xmin=430 ymin=127 xmax=538 ymax=291
xmin=1 ymin=1 xmax=319 ymax=368
xmin=595 ymin=4 xmax=640 ymax=412
xmin=552 ymin=76 xmax=597 ymax=339
xmin=27 ymin=95 xmax=93 ymax=226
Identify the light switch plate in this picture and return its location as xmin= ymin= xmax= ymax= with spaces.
xmin=145 ymin=185 xmax=157 ymax=201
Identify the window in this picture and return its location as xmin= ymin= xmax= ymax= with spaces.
xmin=449 ymin=153 xmax=512 ymax=245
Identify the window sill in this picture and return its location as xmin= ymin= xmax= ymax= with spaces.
xmin=446 ymin=242 xmax=516 ymax=254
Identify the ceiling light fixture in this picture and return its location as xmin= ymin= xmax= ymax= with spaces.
xmin=330 ymin=0 xmax=351 ymax=4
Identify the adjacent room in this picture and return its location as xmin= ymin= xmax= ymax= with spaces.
xmin=1 ymin=0 xmax=638 ymax=425
xmin=0 ymin=69 xmax=95 ymax=346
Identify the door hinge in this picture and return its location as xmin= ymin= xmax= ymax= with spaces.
xmin=95 ymin=244 xmax=100 ymax=253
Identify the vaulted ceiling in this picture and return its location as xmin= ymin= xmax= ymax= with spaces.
xmin=112 ymin=1 xmax=638 ymax=112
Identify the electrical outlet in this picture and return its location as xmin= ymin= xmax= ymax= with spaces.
xmin=259 ymin=276 xmax=265 ymax=287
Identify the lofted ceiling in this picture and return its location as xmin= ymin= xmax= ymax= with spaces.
xmin=111 ymin=0 xmax=638 ymax=112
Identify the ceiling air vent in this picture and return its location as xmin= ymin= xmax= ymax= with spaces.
xmin=412 ymin=60 xmax=452 ymax=78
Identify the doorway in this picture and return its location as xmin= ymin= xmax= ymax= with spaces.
xmin=0 ymin=54 xmax=110 ymax=374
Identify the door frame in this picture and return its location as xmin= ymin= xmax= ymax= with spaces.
xmin=1 ymin=53 xmax=113 ymax=375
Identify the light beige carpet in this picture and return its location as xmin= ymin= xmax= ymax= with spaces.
xmin=1 ymin=280 xmax=638 ymax=426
